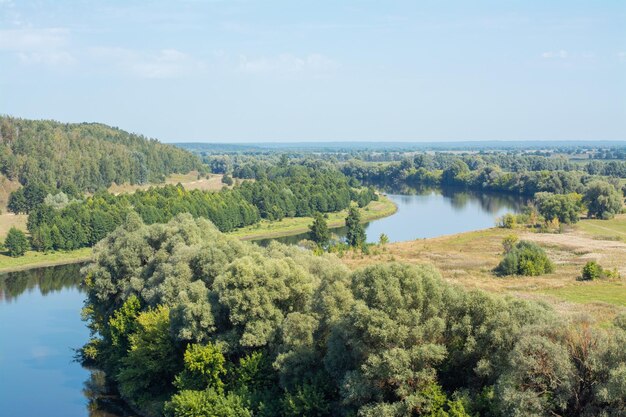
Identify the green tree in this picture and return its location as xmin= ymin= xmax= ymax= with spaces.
xmin=535 ymin=192 xmax=583 ymax=224
xmin=495 ymin=240 xmax=554 ymax=276
xmin=584 ymin=181 xmax=623 ymax=219
xmin=378 ymin=233 xmax=389 ymax=246
xmin=581 ymin=261 xmax=603 ymax=281
xmin=308 ymin=212 xmax=330 ymax=247
xmin=345 ymin=205 xmax=365 ymax=248
xmin=4 ymin=227 xmax=30 ymax=257
xmin=174 ymin=343 xmax=226 ymax=392
xmin=164 ymin=389 xmax=251 ymax=417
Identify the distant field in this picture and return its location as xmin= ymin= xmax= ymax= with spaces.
xmin=108 ymin=171 xmax=232 ymax=194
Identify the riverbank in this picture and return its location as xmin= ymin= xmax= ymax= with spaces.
xmin=227 ymin=195 xmax=397 ymax=241
xmin=340 ymin=215 xmax=626 ymax=324
xmin=0 ymin=196 xmax=397 ymax=274
xmin=0 ymin=247 xmax=93 ymax=274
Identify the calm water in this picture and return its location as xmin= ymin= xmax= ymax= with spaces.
xmin=254 ymin=187 xmax=527 ymax=246
xmin=0 ymin=264 xmax=133 ymax=417
xmin=0 ymin=188 xmax=525 ymax=416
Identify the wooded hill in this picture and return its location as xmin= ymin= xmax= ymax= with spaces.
xmin=0 ymin=116 xmax=203 ymax=192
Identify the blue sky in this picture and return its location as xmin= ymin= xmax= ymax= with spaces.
xmin=0 ymin=0 xmax=624 ymax=142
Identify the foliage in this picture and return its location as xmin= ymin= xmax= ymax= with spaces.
xmin=501 ymin=234 xmax=518 ymax=254
xmin=0 ymin=116 xmax=202 ymax=193
xmin=495 ymin=240 xmax=554 ymax=276
xmin=583 ymin=181 xmax=624 ymax=220
xmin=498 ymin=213 xmax=517 ymax=229
xmin=3 ymin=227 xmax=30 ymax=257
xmin=580 ymin=261 xmax=619 ymax=281
xmin=378 ymin=233 xmax=389 ymax=246
xmin=534 ymin=192 xmax=583 ymax=224
xmin=345 ymin=205 xmax=366 ymax=247
xmin=82 ymin=215 xmax=626 ymax=417
xmin=308 ymin=213 xmax=330 ymax=248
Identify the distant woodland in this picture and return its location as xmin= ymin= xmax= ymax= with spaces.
xmin=0 ymin=116 xmax=202 ymax=192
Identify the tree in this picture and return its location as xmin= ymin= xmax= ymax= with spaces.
xmin=222 ymin=174 xmax=234 ymax=186
xmin=345 ymin=205 xmax=366 ymax=248
xmin=495 ymin=240 xmax=554 ymax=276
xmin=4 ymin=227 xmax=29 ymax=257
xmin=378 ymin=233 xmax=389 ymax=246
xmin=535 ymin=192 xmax=582 ymax=224
xmin=584 ymin=181 xmax=623 ymax=219
xmin=308 ymin=213 xmax=330 ymax=247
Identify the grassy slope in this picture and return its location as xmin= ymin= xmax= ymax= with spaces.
xmin=108 ymin=171 xmax=233 ymax=194
xmin=227 ymin=195 xmax=397 ymax=240
xmin=341 ymin=215 xmax=626 ymax=323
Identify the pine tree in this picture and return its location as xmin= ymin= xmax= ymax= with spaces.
xmin=345 ymin=205 xmax=365 ymax=248
xmin=309 ymin=212 xmax=330 ymax=247
xmin=4 ymin=227 xmax=30 ymax=257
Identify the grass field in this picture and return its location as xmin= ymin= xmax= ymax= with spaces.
xmin=340 ymin=217 xmax=626 ymax=323
xmin=575 ymin=214 xmax=626 ymax=240
xmin=0 ymin=247 xmax=92 ymax=274
xmin=0 ymin=212 xmax=28 ymax=239
xmin=108 ymin=171 xmax=236 ymax=194
xmin=227 ymin=195 xmax=397 ymax=240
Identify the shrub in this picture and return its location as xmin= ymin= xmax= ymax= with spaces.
xmin=495 ymin=240 xmax=555 ymax=276
xmin=498 ymin=213 xmax=517 ymax=229
xmin=580 ymin=261 xmax=620 ymax=281
xmin=502 ymin=234 xmax=519 ymax=254
xmin=581 ymin=261 xmax=603 ymax=281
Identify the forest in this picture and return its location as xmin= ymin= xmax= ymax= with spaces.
xmin=18 ymin=164 xmax=376 ymax=253
xmin=80 ymin=213 xmax=626 ymax=417
xmin=0 ymin=116 xmax=203 ymax=192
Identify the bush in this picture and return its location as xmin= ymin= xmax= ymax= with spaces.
xmin=580 ymin=261 xmax=620 ymax=281
xmin=495 ymin=240 xmax=555 ymax=276
xmin=581 ymin=261 xmax=603 ymax=281
xmin=498 ymin=213 xmax=517 ymax=229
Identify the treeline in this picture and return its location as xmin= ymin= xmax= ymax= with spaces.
xmin=0 ymin=116 xmax=203 ymax=192
xmin=342 ymin=157 xmax=626 ymax=197
xmin=23 ymin=165 xmax=376 ymax=252
xmin=81 ymin=214 xmax=626 ymax=417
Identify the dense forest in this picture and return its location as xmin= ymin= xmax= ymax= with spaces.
xmin=21 ymin=164 xmax=376 ymax=252
xmin=0 ymin=116 xmax=203 ymax=192
xmin=81 ymin=214 xmax=626 ymax=417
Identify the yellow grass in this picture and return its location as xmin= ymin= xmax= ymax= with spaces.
xmin=340 ymin=219 xmax=626 ymax=324
xmin=108 ymin=171 xmax=236 ymax=194
xmin=0 ymin=212 xmax=28 ymax=239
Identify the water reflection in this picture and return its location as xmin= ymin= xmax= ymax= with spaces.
xmin=0 ymin=263 xmax=84 ymax=302
xmin=254 ymin=187 xmax=528 ymax=246
xmin=0 ymin=264 xmax=132 ymax=417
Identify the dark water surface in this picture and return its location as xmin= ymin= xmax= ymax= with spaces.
xmin=254 ymin=187 xmax=527 ymax=246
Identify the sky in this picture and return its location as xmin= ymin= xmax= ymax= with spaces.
xmin=0 ymin=0 xmax=625 ymax=143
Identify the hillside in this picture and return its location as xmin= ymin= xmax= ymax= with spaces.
xmin=0 ymin=116 xmax=203 ymax=193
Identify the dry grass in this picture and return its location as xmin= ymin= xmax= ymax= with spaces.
xmin=108 ymin=171 xmax=238 ymax=194
xmin=0 ymin=174 xmax=21 ymax=211
xmin=341 ymin=222 xmax=626 ymax=323
xmin=0 ymin=212 xmax=28 ymax=239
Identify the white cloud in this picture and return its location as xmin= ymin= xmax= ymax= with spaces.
xmin=0 ymin=27 xmax=69 ymax=51
xmin=89 ymin=47 xmax=205 ymax=79
xmin=17 ymin=51 xmax=76 ymax=66
xmin=238 ymin=53 xmax=339 ymax=74
xmin=541 ymin=50 xmax=568 ymax=59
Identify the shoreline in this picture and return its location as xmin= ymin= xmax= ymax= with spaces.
xmin=0 ymin=196 xmax=398 ymax=274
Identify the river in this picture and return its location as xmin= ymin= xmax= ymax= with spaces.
xmin=0 ymin=188 xmax=526 ymax=416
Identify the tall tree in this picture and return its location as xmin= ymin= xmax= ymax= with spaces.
xmin=345 ymin=205 xmax=365 ymax=248
xmin=4 ymin=227 xmax=30 ymax=257
xmin=308 ymin=213 xmax=330 ymax=247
